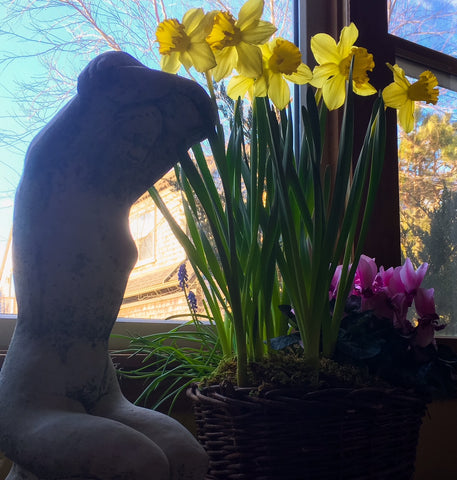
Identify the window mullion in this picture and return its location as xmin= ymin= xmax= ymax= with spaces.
xmin=392 ymin=34 xmax=457 ymax=91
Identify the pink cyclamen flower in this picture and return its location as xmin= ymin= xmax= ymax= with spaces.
xmin=400 ymin=258 xmax=428 ymax=295
xmin=329 ymin=265 xmax=342 ymax=300
xmin=353 ymin=255 xmax=378 ymax=296
xmin=390 ymin=292 xmax=415 ymax=334
xmin=413 ymin=288 xmax=444 ymax=348
xmin=353 ymin=259 xmax=396 ymax=319
xmin=386 ymin=258 xmax=428 ymax=307
xmin=374 ymin=266 xmax=394 ymax=292
xmin=402 ymin=258 xmax=428 ymax=289
xmin=361 ymin=289 xmax=393 ymax=320
xmin=414 ymin=287 xmax=437 ymax=319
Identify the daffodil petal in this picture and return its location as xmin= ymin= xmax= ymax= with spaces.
xmin=322 ymin=74 xmax=346 ymax=110
xmin=188 ymin=42 xmax=217 ymax=72
xmin=227 ymin=75 xmax=255 ymax=100
xmin=260 ymin=42 xmax=273 ymax=59
xmin=337 ymin=23 xmax=358 ymax=57
xmin=212 ymin=47 xmax=237 ymax=81
xmin=182 ymin=8 xmax=205 ymax=35
xmin=179 ymin=51 xmax=194 ymax=71
xmin=398 ymin=100 xmax=415 ymax=133
xmin=236 ymin=42 xmax=263 ymax=77
xmin=241 ymin=20 xmax=277 ymax=44
xmin=161 ymin=52 xmax=181 ymax=74
xmin=190 ymin=11 xmax=217 ymax=42
xmin=268 ymin=73 xmax=291 ymax=110
xmin=387 ymin=63 xmax=410 ymax=90
xmin=382 ymin=82 xmax=408 ymax=109
xmin=284 ymin=63 xmax=313 ymax=85
xmin=353 ymin=81 xmax=377 ymax=96
xmin=253 ymin=75 xmax=268 ymax=97
xmin=237 ymin=0 xmax=263 ymax=30
xmin=311 ymin=33 xmax=339 ymax=65
xmin=310 ymin=63 xmax=339 ymax=88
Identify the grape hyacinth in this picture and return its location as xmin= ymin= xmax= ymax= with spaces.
xmin=178 ymin=263 xmax=188 ymax=290
xmin=187 ymin=291 xmax=198 ymax=313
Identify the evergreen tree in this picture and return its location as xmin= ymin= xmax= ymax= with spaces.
xmin=421 ymin=187 xmax=457 ymax=335
xmin=399 ymin=110 xmax=457 ymax=262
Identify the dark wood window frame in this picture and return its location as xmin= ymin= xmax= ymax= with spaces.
xmin=350 ymin=0 xmax=457 ymax=344
xmin=351 ymin=0 xmax=457 ymax=268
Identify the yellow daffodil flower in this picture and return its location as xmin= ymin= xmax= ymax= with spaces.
xmin=263 ymin=38 xmax=312 ymax=109
xmin=227 ymin=74 xmax=268 ymax=104
xmin=310 ymin=23 xmax=376 ymax=110
xmin=156 ymin=8 xmax=216 ymax=74
xmin=206 ymin=0 xmax=277 ymax=82
xmin=227 ymin=38 xmax=312 ymax=110
xmin=382 ymin=63 xmax=439 ymax=133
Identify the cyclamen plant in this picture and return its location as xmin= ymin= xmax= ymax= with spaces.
xmin=342 ymin=255 xmax=444 ymax=348
xmin=333 ymin=256 xmax=457 ymax=397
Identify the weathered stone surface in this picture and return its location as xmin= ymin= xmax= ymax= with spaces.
xmin=0 ymin=51 xmax=216 ymax=480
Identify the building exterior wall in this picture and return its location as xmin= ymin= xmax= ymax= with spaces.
xmin=0 ymin=170 xmax=202 ymax=321
xmin=119 ymin=172 xmax=202 ymax=320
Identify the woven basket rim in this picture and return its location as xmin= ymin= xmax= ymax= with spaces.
xmin=187 ymin=382 xmax=426 ymax=412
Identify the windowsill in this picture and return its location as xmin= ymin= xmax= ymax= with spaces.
xmin=0 ymin=315 xmax=188 ymax=357
xmin=0 ymin=315 xmax=16 ymax=351
xmin=1 ymin=315 xmax=456 ymax=377
xmin=1 ymin=314 xmax=456 ymax=352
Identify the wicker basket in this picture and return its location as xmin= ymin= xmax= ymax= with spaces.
xmin=187 ymin=384 xmax=426 ymax=480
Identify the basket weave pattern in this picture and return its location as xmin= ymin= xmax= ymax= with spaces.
xmin=187 ymin=384 xmax=426 ymax=480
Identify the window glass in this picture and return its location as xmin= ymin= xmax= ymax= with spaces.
xmin=389 ymin=2 xmax=457 ymax=335
xmin=130 ymin=208 xmax=156 ymax=264
xmin=397 ymin=84 xmax=457 ymax=336
xmin=0 ymin=0 xmax=294 ymax=318
xmin=388 ymin=0 xmax=457 ymax=58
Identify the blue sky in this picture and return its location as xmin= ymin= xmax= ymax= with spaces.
xmin=0 ymin=6 xmax=35 ymax=257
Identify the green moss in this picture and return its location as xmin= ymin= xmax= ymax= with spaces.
xmin=200 ymin=351 xmax=388 ymax=392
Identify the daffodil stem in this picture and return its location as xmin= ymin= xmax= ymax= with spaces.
xmin=205 ymin=71 xmax=225 ymax=145
xmin=205 ymin=71 xmax=216 ymax=104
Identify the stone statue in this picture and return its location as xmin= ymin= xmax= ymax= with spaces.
xmin=0 ymin=51 xmax=216 ymax=480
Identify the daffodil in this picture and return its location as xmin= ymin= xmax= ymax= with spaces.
xmin=310 ymin=23 xmax=376 ymax=110
xmin=382 ymin=63 xmax=439 ymax=133
xmin=227 ymin=74 xmax=268 ymax=104
xmin=227 ymin=38 xmax=312 ymax=110
xmin=263 ymin=38 xmax=312 ymax=109
xmin=156 ymin=8 xmax=216 ymax=74
xmin=206 ymin=0 xmax=277 ymax=82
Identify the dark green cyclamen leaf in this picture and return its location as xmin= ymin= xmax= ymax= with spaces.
xmin=337 ymin=330 xmax=384 ymax=360
xmin=270 ymin=333 xmax=301 ymax=350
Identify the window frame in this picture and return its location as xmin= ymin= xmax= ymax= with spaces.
xmin=350 ymin=0 xmax=457 ymax=267
xmin=350 ymin=0 xmax=457 ymax=343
